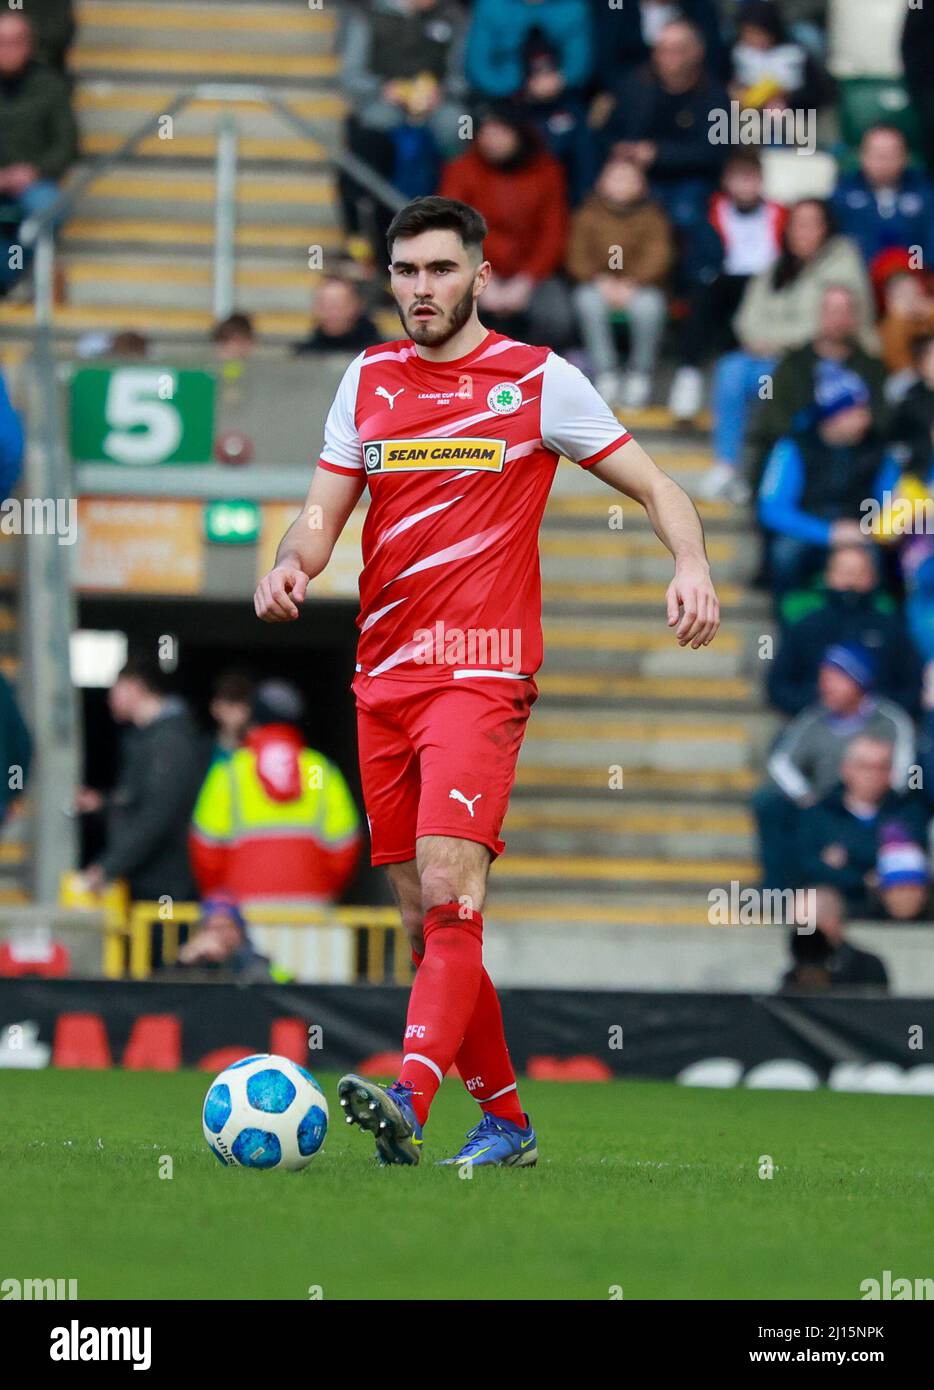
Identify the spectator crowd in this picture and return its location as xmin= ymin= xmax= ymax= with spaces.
xmin=4 ymin=0 xmax=934 ymax=941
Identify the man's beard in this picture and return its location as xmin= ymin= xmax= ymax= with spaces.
xmin=396 ymin=282 xmax=476 ymax=346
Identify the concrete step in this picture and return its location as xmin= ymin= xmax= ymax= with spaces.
xmin=75 ymin=0 xmax=337 ymax=55
xmin=504 ymin=798 xmax=754 ymax=859
xmin=64 ymin=254 xmax=321 ymax=313
xmin=63 ymin=217 xmax=344 ymax=256
xmin=76 ymin=85 xmax=344 ymax=137
xmin=541 ymin=616 xmax=745 ymax=668
xmin=481 ymin=892 xmax=727 ymax=927
xmin=541 ymin=577 xmax=767 ymax=616
xmin=0 ymin=299 xmax=312 ymax=339
xmin=78 ymin=166 xmax=338 ymax=225
xmin=73 ymin=46 xmax=339 ymax=83
xmin=81 ymin=129 xmax=332 ymax=166
xmin=540 ymin=530 xmax=758 ymax=586
xmin=536 ymin=671 xmax=757 ymax=707
xmin=491 ymin=852 xmax=758 ymax=893
xmin=518 ymin=709 xmax=776 ymax=773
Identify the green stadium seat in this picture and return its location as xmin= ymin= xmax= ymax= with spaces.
xmin=838 ymin=78 xmax=923 ymax=159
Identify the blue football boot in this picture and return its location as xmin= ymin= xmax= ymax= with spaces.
xmin=337 ymin=1074 xmax=423 ymax=1166
xmin=438 ymin=1112 xmax=538 ymax=1168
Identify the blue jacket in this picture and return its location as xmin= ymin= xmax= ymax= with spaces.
xmin=831 ymin=168 xmax=934 ymax=266
xmin=465 ymin=0 xmax=593 ymax=98
xmin=758 ymin=436 xmax=901 ymax=546
xmin=0 ymin=370 xmax=23 ymax=501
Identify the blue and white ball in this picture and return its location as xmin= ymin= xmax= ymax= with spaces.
xmin=202 ymin=1054 xmax=328 ymax=1172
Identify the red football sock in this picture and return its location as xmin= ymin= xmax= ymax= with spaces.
xmin=454 ymin=968 xmax=526 ymax=1127
xmin=397 ymin=904 xmax=484 ymax=1125
xmin=410 ymin=944 xmax=525 ymax=1127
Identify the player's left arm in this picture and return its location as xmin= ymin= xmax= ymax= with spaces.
xmin=590 ymin=438 xmax=720 ymax=648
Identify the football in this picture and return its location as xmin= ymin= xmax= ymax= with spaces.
xmin=202 ymin=1054 xmax=329 ymax=1171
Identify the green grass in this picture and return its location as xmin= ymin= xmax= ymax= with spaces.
xmin=2 ymin=1070 xmax=931 ymax=1300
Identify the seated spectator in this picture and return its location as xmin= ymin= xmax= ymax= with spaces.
xmin=175 ymin=894 xmax=277 ymax=982
xmin=729 ymin=0 xmax=830 ymax=115
xmin=780 ymin=885 xmax=889 ymax=991
xmin=888 ymin=333 xmax=934 ymax=479
xmin=875 ymin=831 xmax=930 ymax=922
xmin=465 ymin=0 xmax=594 ymax=200
xmin=189 ymin=680 xmax=362 ymax=905
xmin=212 ymin=312 xmax=256 ymax=361
xmin=75 ymin=658 xmax=211 ymax=903
xmin=753 ymin=644 xmax=916 ymax=890
xmin=440 ymin=108 xmax=574 ymax=348
xmin=768 ymin=544 xmax=921 ymax=717
xmin=795 ymin=735 xmax=926 ymax=917
xmin=0 ymin=12 xmax=78 ymax=293
xmin=292 ymin=276 xmax=382 ymax=354
xmin=832 ymin=124 xmax=934 ymax=275
xmin=878 ymin=268 xmax=934 ymax=387
xmin=708 ymin=199 xmax=875 ymax=501
xmin=566 ymin=154 xmax=673 ymax=408
xmin=757 ymin=371 xmax=895 ymax=595
xmin=338 ymin=0 xmax=467 ymax=248
xmin=0 ymin=366 xmax=24 ymax=502
xmin=746 ymin=284 xmax=888 ymax=500
xmin=673 ymin=149 xmax=785 ymax=427
xmin=589 ymin=0 xmax=727 ymax=91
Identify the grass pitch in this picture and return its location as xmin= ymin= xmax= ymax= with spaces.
xmin=2 ymin=1070 xmax=930 ymax=1300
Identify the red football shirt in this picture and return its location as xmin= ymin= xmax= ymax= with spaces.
xmin=317 ymin=328 xmax=629 ymax=682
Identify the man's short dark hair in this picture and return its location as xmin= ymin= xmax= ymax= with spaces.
xmin=386 ymin=196 xmax=488 ymax=261
xmin=212 ymin=312 xmax=255 ymax=344
xmin=116 ymin=657 xmax=168 ymax=695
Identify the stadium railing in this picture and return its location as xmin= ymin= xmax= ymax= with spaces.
xmin=45 ymin=877 xmax=411 ymax=985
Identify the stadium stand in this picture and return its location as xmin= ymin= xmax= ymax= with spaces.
xmin=1 ymin=0 xmax=933 ymax=973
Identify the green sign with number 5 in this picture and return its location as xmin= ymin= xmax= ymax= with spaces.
xmin=70 ymin=366 xmax=216 ymax=465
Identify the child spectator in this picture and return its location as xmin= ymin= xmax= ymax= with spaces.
xmin=566 ymin=154 xmax=674 ymax=408
xmin=673 ymin=149 xmax=785 ymax=424
xmin=729 ymin=0 xmax=831 ymax=115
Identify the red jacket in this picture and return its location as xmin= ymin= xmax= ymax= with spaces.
xmin=440 ymin=147 xmax=569 ymax=281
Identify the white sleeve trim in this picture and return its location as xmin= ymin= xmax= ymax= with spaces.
xmin=539 ymin=351 xmax=631 ymax=465
xmin=318 ymin=352 xmax=365 ymax=472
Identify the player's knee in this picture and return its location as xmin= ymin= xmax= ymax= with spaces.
xmin=420 ymin=871 xmax=482 ymax=918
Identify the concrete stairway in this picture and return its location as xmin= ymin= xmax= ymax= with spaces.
xmin=0 ymin=0 xmax=345 ymax=340
xmin=489 ymin=439 xmax=776 ymax=927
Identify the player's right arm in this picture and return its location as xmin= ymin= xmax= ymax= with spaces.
xmin=254 ymin=466 xmax=365 ymax=622
xmin=254 ymin=352 xmax=367 ymax=623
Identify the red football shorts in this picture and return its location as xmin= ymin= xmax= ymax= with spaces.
xmin=352 ymin=672 xmax=539 ymax=865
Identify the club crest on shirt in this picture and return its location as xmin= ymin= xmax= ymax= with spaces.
xmin=487 ymin=382 xmax=523 ymax=414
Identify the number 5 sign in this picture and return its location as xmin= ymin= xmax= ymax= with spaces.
xmin=70 ymin=366 xmax=216 ymax=466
